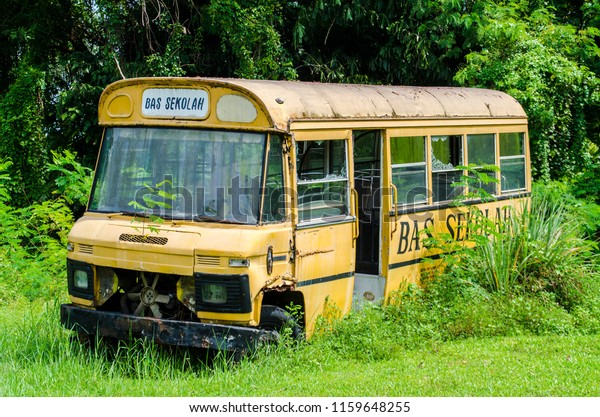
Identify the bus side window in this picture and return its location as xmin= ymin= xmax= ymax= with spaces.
xmin=390 ymin=136 xmax=427 ymax=206
xmin=467 ymin=133 xmax=497 ymax=196
xmin=431 ymin=135 xmax=463 ymax=203
xmin=500 ymin=132 xmax=526 ymax=193
xmin=262 ymin=135 xmax=286 ymax=223
xmin=296 ymin=139 xmax=349 ymax=222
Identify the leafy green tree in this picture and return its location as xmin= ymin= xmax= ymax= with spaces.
xmin=0 ymin=0 xmax=599 ymax=201
xmin=0 ymin=65 xmax=48 ymax=205
xmin=205 ymin=0 xmax=297 ymax=79
xmin=1 ymin=0 xmax=114 ymax=188
xmin=0 ymin=153 xmax=87 ymax=301
xmin=455 ymin=1 xmax=600 ymax=180
xmin=289 ymin=0 xmax=467 ymax=84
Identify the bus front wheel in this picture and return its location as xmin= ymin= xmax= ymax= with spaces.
xmin=259 ymin=305 xmax=304 ymax=341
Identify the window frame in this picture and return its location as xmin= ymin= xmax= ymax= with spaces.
xmin=385 ymin=128 xmax=528 ymax=211
xmin=430 ymin=134 xmax=464 ymax=204
xmin=89 ymin=127 xmax=266 ymax=225
xmin=499 ymin=132 xmax=527 ymax=193
xmin=295 ymin=137 xmax=352 ymax=225
xmin=260 ymin=134 xmax=287 ymax=224
xmin=466 ymin=133 xmax=498 ymax=197
xmin=390 ymin=135 xmax=428 ymax=207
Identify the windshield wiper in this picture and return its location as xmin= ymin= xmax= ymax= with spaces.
xmin=101 ymin=210 xmax=149 ymax=218
xmin=120 ymin=210 xmax=151 ymax=218
xmin=161 ymin=212 xmax=193 ymax=221
xmin=104 ymin=210 xmax=247 ymax=224
xmin=107 ymin=210 xmax=162 ymax=219
xmin=193 ymin=214 xmax=241 ymax=224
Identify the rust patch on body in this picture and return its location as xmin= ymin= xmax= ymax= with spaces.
xmin=295 ymin=248 xmax=334 ymax=258
xmin=263 ymin=272 xmax=296 ymax=292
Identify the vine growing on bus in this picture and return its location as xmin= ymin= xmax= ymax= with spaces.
xmin=450 ymin=164 xmax=500 ymax=205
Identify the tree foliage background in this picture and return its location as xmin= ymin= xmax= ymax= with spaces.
xmin=0 ymin=0 xmax=598 ymax=206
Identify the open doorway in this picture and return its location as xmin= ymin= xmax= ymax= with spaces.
xmin=353 ymin=130 xmax=382 ymax=276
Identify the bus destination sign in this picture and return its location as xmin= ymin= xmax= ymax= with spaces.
xmin=141 ymin=88 xmax=209 ymax=119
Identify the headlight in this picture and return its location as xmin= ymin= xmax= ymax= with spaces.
xmin=67 ymin=260 xmax=94 ymax=300
xmin=195 ymin=273 xmax=251 ymax=313
xmin=73 ymin=270 xmax=90 ymax=289
xmin=201 ymin=284 xmax=228 ymax=304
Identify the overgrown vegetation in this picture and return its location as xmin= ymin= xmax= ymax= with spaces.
xmin=0 ymin=152 xmax=91 ymax=302
xmin=3 ymin=299 xmax=600 ymax=396
xmin=0 ymin=0 xmax=599 ymax=397
xmin=323 ymin=178 xmax=600 ymax=359
xmin=0 ymin=161 xmax=598 ymax=395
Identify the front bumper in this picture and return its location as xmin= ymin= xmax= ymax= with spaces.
xmin=61 ymin=304 xmax=278 ymax=353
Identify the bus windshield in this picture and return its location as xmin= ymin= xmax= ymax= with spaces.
xmin=89 ymin=127 xmax=265 ymax=224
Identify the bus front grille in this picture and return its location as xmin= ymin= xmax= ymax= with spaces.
xmin=78 ymin=244 xmax=94 ymax=254
xmin=195 ymin=255 xmax=221 ymax=266
xmin=119 ymin=233 xmax=168 ymax=245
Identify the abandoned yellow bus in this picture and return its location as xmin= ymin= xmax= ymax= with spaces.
xmin=61 ymin=78 xmax=530 ymax=352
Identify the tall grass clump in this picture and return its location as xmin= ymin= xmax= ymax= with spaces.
xmin=469 ymin=191 xmax=593 ymax=310
xmin=0 ymin=300 xmax=243 ymax=396
xmin=417 ymin=169 xmax=598 ymax=306
xmin=434 ymin=181 xmax=599 ymax=330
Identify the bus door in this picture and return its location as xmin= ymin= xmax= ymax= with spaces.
xmin=292 ymin=130 xmax=357 ymax=330
xmin=352 ymin=130 xmax=386 ymax=304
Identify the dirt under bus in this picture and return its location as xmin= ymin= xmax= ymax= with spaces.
xmin=61 ymin=78 xmax=531 ymax=354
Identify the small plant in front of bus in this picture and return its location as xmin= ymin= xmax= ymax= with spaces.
xmin=422 ymin=162 xmax=521 ymax=294
xmin=285 ymin=301 xmax=304 ymax=324
xmin=471 ymin=215 xmax=525 ymax=293
xmin=451 ymin=163 xmax=500 ymax=205
xmin=447 ymin=163 xmax=501 ymax=245
xmin=420 ymin=228 xmax=468 ymax=277
xmin=128 ymin=179 xmax=175 ymax=235
xmin=312 ymin=297 xmax=344 ymax=336
xmin=421 ymin=164 xmax=501 ymax=278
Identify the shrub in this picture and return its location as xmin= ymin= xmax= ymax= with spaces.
xmin=0 ymin=151 xmax=91 ymax=302
xmin=534 ymin=180 xmax=600 ymax=246
xmin=438 ymin=183 xmax=597 ymax=312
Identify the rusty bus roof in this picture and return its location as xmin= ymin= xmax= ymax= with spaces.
xmin=205 ymin=78 xmax=527 ymax=127
xmin=99 ymin=77 xmax=527 ymax=131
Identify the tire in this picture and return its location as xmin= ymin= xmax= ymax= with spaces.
xmin=259 ymin=305 xmax=304 ymax=341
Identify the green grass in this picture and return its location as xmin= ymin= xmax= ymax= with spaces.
xmin=1 ymin=300 xmax=599 ymax=397
xmin=1 ymin=182 xmax=598 ymax=397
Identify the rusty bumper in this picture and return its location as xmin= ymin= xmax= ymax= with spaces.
xmin=60 ymin=304 xmax=278 ymax=352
